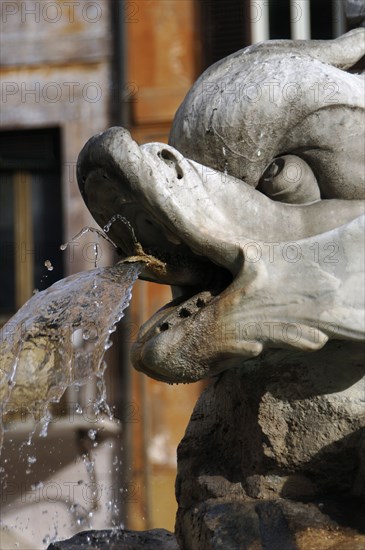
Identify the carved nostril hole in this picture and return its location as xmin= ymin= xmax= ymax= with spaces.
xmin=160 ymin=322 xmax=170 ymax=332
xmin=160 ymin=149 xmax=174 ymax=161
xmin=178 ymin=308 xmax=191 ymax=318
xmin=159 ymin=149 xmax=184 ymax=180
xmin=196 ymin=298 xmax=205 ymax=308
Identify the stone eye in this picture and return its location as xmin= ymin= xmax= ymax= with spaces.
xmin=258 ymin=155 xmax=321 ymax=204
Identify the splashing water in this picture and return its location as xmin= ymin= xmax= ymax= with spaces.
xmin=103 ymin=214 xmax=137 ymax=240
xmin=60 ymin=225 xmax=117 ymax=251
xmin=0 ymin=218 xmax=154 ymax=547
xmin=0 ymin=261 xmax=141 ymax=450
xmin=60 ymin=225 xmax=118 ymax=269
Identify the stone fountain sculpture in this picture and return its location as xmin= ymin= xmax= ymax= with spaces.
xmin=60 ymin=29 xmax=365 ymax=549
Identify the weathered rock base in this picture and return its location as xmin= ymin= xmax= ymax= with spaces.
xmin=175 ymin=342 xmax=365 ymax=549
xmin=47 ymin=528 xmax=179 ymax=550
xmin=177 ymin=497 xmax=365 ymax=549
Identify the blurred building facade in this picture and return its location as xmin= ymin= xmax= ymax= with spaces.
xmin=0 ymin=0 xmax=350 ymax=544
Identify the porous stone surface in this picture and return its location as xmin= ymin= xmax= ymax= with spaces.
xmin=47 ymin=528 xmax=179 ymax=550
xmin=178 ymin=498 xmax=365 ymax=550
xmin=175 ymin=342 xmax=365 ymax=549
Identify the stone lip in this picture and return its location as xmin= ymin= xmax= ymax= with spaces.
xmin=47 ymin=528 xmax=179 ymax=550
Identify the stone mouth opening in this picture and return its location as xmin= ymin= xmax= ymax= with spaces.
xmin=78 ymin=164 xmax=230 ymax=290
xmin=139 ymin=247 xmax=233 ymax=336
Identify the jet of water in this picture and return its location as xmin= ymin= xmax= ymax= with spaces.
xmin=0 ymin=261 xmax=141 ymax=449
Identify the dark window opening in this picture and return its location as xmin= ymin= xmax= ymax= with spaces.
xmin=0 ymin=128 xmax=64 ymax=316
xmin=199 ymin=0 xmax=339 ymax=73
xmin=310 ymin=0 xmax=335 ymax=39
xmin=199 ymin=0 xmax=249 ymax=69
xmin=269 ymin=0 xmax=291 ymax=39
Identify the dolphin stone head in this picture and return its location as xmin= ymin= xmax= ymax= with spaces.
xmin=77 ymin=30 xmax=365 ymax=383
xmin=170 ymin=28 xmax=365 ymax=201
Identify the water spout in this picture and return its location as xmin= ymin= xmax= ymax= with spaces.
xmin=0 ymin=261 xmax=141 ymax=450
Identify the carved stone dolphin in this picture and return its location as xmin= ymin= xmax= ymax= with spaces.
xmin=77 ymin=31 xmax=364 ymax=383
xmin=77 ymin=128 xmax=364 ymax=382
xmin=170 ymin=29 xmax=365 ymax=200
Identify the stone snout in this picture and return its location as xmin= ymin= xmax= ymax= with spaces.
xmin=77 ymin=127 xmax=364 ymax=384
xmin=132 ymin=213 xmax=365 ymax=383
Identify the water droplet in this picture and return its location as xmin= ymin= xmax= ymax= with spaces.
xmin=39 ymin=412 xmax=52 ymax=437
xmin=257 ymin=150 xmax=261 ymax=157
xmin=103 ymin=215 xmax=137 ymax=245
xmin=65 ymin=225 xmax=117 ymax=252
xmin=44 ymin=260 xmax=54 ymax=271
xmin=72 ymin=328 xmax=83 ymax=347
xmin=88 ymin=429 xmax=97 ymax=440
xmin=31 ymin=481 xmax=44 ymax=490
xmin=93 ymin=243 xmax=100 ymax=268
xmin=83 ymin=327 xmax=98 ymax=341
xmin=27 ymin=455 xmax=37 ymax=464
